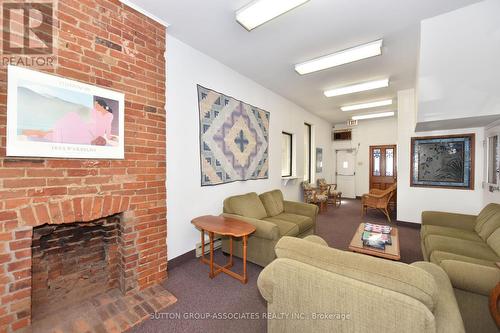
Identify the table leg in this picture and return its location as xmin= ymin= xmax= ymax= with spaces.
xmin=200 ymin=229 xmax=205 ymax=263
xmin=242 ymin=235 xmax=248 ymax=284
xmin=229 ymin=236 xmax=233 ymax=267
xmin=209 ymin=232 xmax=214 ymax=278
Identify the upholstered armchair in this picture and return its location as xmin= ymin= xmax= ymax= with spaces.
xmin=361 ymin=183 xmax=397 ymax=222
xmin=317 ymin=178 xmax=342 ymax=207
xmin=301 ymin=181 xmax=328 ymax=213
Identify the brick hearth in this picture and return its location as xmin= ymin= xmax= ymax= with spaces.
xmin=0 ymin=1 xmax=171 ymax=332
xmin=32 ymin=216 xmax=120 ymax=320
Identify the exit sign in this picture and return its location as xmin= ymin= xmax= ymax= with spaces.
xmin=347 ymin=119 xmax=358 ymax=127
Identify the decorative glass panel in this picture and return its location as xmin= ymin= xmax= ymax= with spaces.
xmin=488 ymin=135 xmax=498 ymax=185
xmin=373 ymin=149 xmax=381 ymax=176
xmin=385 ymin=148 xmax=394 ymax=177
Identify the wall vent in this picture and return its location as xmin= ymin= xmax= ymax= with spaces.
xmin=332 ymin=129 xmax=352 ymax=141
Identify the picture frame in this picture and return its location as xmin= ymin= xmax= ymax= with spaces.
xmin=7 ymin=65 xmax=125 ymax=159
xmin=410 ymin=134 xmax=475 ymax=190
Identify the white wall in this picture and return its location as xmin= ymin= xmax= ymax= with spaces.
xmin=417 ymin=0 xmax=500 ymax=129
xmin=397 ymin=89 xmax=485 ymax=223
xmin=166 ymin=36 xmax=333 ymax=259
xmin=331 ymin=117 xmax=398 ymax=197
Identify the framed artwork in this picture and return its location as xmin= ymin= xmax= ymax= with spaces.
xmin=410 ymin=134 xmax=475 ymax=189
xmin=316 ymin=147 xmax=323 ymax=173
xmin=7 ymin=65 xmax=124 ymax=159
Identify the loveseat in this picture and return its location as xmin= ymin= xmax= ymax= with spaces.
xmin=421 ymin=203 xmax=500 ymax=333
xmin=258 ymin=236 xmax=465 ymax=333
xmin=221 ymin=190 xmax=318 ymax=266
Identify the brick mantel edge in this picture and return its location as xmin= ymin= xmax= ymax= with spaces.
xmin=0 ymin=0 xmax=167 ymax=331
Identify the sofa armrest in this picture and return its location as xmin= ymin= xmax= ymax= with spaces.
xmin=421 ymin=211 xmax=477 ymax=231
xmin=221 ymin=213 xmax=279 ymax=240
xmin=440 ymin=260 xmax=500 ymax=296
xmin=283 ymin=200 xmax=319 ymax=224
xmin=257 ymin=262 xmax=274 ymax=303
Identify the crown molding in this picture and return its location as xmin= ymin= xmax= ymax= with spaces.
xmin=119 ymin=0 xmax=170 ymax=27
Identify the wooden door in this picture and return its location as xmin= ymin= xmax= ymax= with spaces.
xmin=369 ymin=145 xmax=397 ymax=190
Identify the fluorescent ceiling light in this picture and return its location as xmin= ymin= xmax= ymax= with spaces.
xmin=236 ymin=0 xmax=310 ymax=31
xmin=295 ymin=39 xmax=383 ymax=75
xmin=341 ymin=99 xmax=392 ymax=112
xmin=352 ymin=112 xmax=395 ymax=120
xmin=324 ymin=79 xmax=389 ymax=97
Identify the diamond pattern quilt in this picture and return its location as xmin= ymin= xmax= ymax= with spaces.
xmin=197 ymin=85 xmax=270 ymax=186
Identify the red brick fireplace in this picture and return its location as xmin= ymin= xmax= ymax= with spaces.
xmin=0 ymin=1 xmax=171 ymax=331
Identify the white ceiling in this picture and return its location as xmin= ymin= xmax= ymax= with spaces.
xmin=130 ymin=0 xmax=481 ymax=123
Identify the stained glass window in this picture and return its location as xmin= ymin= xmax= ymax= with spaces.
xmin=373 ymin=149 xmax=381 ymax=176
xmin=386 ymin=148 xmax=394 ymax=177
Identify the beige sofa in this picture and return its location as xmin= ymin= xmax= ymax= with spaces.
xmin=258 ymin=236 xmax=465 ymax=333
xmin=221 ymin=190 xmax=318 ymax=266
xmin=421 ymin=203 xmax=500 ymax=333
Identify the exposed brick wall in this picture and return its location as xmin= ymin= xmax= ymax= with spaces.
xmin=0 ymin=1 xmax=167 ymax=331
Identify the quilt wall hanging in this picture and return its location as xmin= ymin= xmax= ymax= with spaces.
xmin=197 ymin=85 xmax=270 ymax=186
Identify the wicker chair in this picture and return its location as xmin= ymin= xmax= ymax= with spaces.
xmin=361 ymin=183 xmax=397 ymax=222
xmin=317 ymin=178 xmax=342 ymax=207
xmin=301 ymin=181 xmax=328 ymax=213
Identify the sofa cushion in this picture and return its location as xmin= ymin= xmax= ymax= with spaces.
xmin=227 ymin=192 xmax=268 ymax=220
xmin=423 ymin=234 xmax=500 ymax=262
xmin=269 ymin=220 xmax=299 ymax=237
xmin=421 ymin=225 xmax=482 ymax=242
xmin=487 ymin=228 xmax=500 ymax=256
xmin=410 ymin=262 xmax=465 ymax=333
xmin=438 ymin=260 xmax=500 ymax=296
xmin=477 ymin=211 xmax=500 ymax=241
xmin=275 ymin=236 xmax=439 ymax=311
xmin=429 ymin=250 xmax=497 ymax=267
xmin=259 ymin=190 xmax=284 ymax=217
xmin=474 ymin=203 xmax=500 ymax=235
xmin=264 ymin=213 xmax=313 ymax=234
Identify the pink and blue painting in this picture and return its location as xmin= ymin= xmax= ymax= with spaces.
xmin=7 ymin=66 xmax=124 ymax=159
xmin=197 ymin=85 xmax=269 ymax=186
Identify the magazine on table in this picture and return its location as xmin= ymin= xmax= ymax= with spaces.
xmin=364 ymin=223 xmax=392 ymax=234
xmin=361 ymin=231 xmax=392 ymax=249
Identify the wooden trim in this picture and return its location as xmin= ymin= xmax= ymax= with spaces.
xmin=281 ymin=131 xmax=293 ymax=177
xmin=410 ymin=134 xmax=475 ymax=190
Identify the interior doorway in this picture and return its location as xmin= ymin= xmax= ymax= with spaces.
xmin=336 ymin=149 xmax=356 ymax=198
xmin=369 ymin=145 xmax=397 ymax=194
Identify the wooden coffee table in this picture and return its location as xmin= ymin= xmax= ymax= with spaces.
xmin=348 ymin=223 xmax=400 ymax=261
xmin=191 ymin=215 xmax=256 ymax=284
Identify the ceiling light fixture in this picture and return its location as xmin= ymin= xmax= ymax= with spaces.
xmin=341 ymin=99 xmax=392 ymax=112
xmin=352 ymin=111 xmax=395 ymax=120
xmin=295 ymin=39 xmax=383 ymax=75
xmin=236 ymin=0 xmax=310 ymax=31
xmin=324 ymin=78 xmax=389 ymax=97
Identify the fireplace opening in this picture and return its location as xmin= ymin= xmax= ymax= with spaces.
xmin=31 ymin=215 xmax=121 ymax=320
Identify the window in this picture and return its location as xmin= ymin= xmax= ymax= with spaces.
xmin=281 ymin=132 xmax=293 ymax=177
xmin=304 ymin=123 xmax=312 ymax=182
xmin=372 ymin=148 xmax=381 ymax=176
xmin=385 ymin=148 xmax=394 ymax=177
xmin=488 ymin=135 xmax=499 ymax=185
